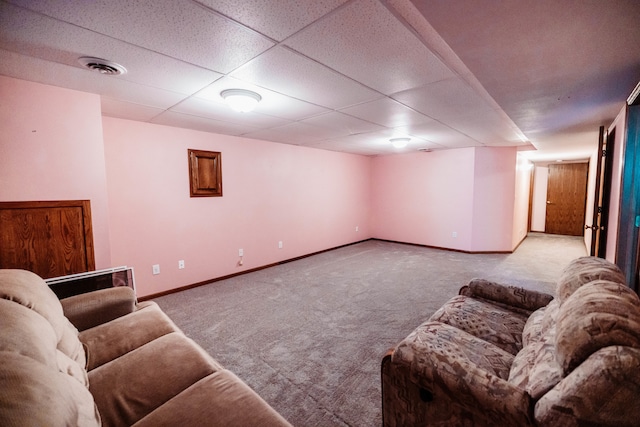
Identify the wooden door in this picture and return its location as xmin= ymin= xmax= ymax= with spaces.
xmin=0 ymin=200 xmax=95 ymax=279
xmin=545 ymin=163 xmax=589 ymax=236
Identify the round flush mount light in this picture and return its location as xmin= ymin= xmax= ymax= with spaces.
xmin=220 ymin=89 xmax=262 ymax=113
xmin=390 ymin=137 xmax=410 ymax=148
xmin=78 ymin=56 xmax=127 ymax=75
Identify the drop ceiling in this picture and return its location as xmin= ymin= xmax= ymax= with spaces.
xmin=1 ymin=0 xmax=639 ymax=159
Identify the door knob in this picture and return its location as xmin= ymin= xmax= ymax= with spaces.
xmin=546 ymin=200 xmax=552 ymax=204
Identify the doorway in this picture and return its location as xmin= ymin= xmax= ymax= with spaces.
xmin=545 ymin=163 xmax=589 ymax=236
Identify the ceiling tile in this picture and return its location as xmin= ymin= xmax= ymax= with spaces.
xmin=0 ymin=49 xmax=188 ymax=109
xmin=172 ymin=97 xmax=292 ymax=128
xmin=151 ymin=111 xmax=262 ymax=136
xmin=285 ymin=0 xmax=454 ymax=95
xmin=392 ymin=76 xmax=494 ymax=121
xmin=101 ymin=98 xmax=165 ymax=122
xmin=0 ymin=3 xmax=223 ymax=94
xmin=300 ymin=111 xmax=384 ymax=136
xmin=8 ymin=0 xmax=275 ymax=73
xmin=448 ymin=110 xmax=527 ymax=145
xmin=194 ymin=0 xmax=349 ymax=41
xmin=230 ymin=46 xmax=382 ymax=110
xmin=339 ymin=97 xmax=433 ymax=128
xmin=242 ymin=121 xmax=340 ymax=145
xmin=394 ymin=120 xmax=483 ymax=148
xmin=195 ymin=76 xmax=329 ymax=120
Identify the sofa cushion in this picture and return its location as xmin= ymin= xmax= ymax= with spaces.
xmin=89 ymin=332 xmax=224 ymax=427
xmin=0 ymin=269 xmax=66 ymax=340
xmin=0 ymin=298 xmax=58 ymax=367
xmin=429 ymin=295 xmax=528 ymax=355
xmin=535 ymin=346 xmax=640 ymax=427
xmin=80 ymin=302 xmax=181 ymax=370
xmin=132 ymin=370 xmax=292 ymax=427
xmin=0 ymin=351 xmax=100 ymax=427
xmin=522 ymin=305 xmax=546 ymax=347
xmin=556 ymin=256 xmax=626 ymax=304
xmin=555 ymin=280 xmax=640 ymax=373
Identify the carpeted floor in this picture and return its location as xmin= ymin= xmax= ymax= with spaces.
xmin=153 ymin=233 xmax=586 ymax=426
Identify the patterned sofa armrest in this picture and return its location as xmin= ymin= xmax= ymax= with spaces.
xmin=60 ymin=286 xmax=137 ymax=331
xmin=387 ymin=321 xmax=533 ymax=426
xmin=460 ymin=278 xmax=554 ymax=314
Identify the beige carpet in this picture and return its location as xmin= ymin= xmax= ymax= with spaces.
xmin=153 ymin=232 xmax=586 ymax=426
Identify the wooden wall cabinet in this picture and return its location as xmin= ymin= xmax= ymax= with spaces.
xmin=188 ymin=149 xmax=222 ymax=197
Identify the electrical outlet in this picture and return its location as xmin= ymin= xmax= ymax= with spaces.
xmin=278 ymin=241 xmax=283 ymax=249
xmin=452 ymin=232 xmax=457 ymax=238
xmin=355 ymin=226 xmax=359 ymax=232
xmin=152 ymin=264 xmax=160 ymax=275
xmin=239 ymin=249 xmax=243 ymax=257
xmin=178 ymin=260 xmax=185 ymax=269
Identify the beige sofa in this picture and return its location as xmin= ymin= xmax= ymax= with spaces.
xmin=0 ymin=269 xmax=292 ymax=426
xmin=382 ymin=256 xmax=640 ymax=426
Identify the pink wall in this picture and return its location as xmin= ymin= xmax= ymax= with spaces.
xmin=103 ymin=118 xmax=371 ymax=297
xmin=0 ymin=76 xmax=112 ymax=269
xmin=370 ymin=149 xmax=475 ymax=250
xmin=371 ymin=147 xmax=518 ymax=252
xmin=512 ymin=155 xmax=533 ymax=249
xmin=470 ymin=147 xmax=517 ymax=252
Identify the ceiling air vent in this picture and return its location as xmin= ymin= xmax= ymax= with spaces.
xmin=418 ymin=148 xmax=432 ymax=153
xmin=78 ymin=57 xmax=127 ymax=75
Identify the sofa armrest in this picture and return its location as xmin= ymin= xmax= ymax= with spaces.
xmin=391 ymin=321 xmax=533 ymax=426
xmin=460 ymin=278 xmax=554 ymax=313
xmin=60 ymin=287 xmax=136 ymax=331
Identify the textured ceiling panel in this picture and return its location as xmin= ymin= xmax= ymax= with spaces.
xmin=0 ymin=49 xmax=188 ymax=109
xmin=242 ymin=121 xmax=343 ymax=145
xmin=195 ymin=0 xmax=349 ymax=41
xmin=151 ymin=110 xmax=262 ymax=136
xmin=339 ymin=97 xmax=434 ymax=128
xmin=300 ymin=111 xmax=385 ymax=136
xmin=285 ymin=0 xmax=454 ymax=95
xmin=0 ymin=3 xmax=223 ymax=95
xmin=7 ymin=0 xmax=275 ymax=73
xmin=394 ymin=121 xmax=483 ymax=148
xmin=230 ymin=46 xmax=382 ymax=109
xmin=101 ymin=98 xmax=166 ymax=122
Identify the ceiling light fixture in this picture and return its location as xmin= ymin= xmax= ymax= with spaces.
xmin=390 ymin=137 xmax=410 ymax=148
xmin=78 ymin=56 xmax=127 ymax=75
xmin=220 ymin=89 xmax=262 ymax=113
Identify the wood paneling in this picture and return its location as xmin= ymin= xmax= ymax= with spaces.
xmin=545 ymin=163 xmax=589 ymax=236
xmin=0 ymin=200 xmax=95 ymax=279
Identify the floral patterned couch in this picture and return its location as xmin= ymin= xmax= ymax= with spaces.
xmin=382 ymin=256 xmax=640 ymax=426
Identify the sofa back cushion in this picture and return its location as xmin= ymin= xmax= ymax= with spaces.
xmin=0 ymin=269 xmax=86 ymax=366
xmin=556 ymin=256 xmax=626 ymax=304
xmin=555 ymin=280 xmax=640 ymax=373
xmin=0 ymin=269 xmax=97 ymax=424
xmin=0 ymin=352 xmax=100 ymax=426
